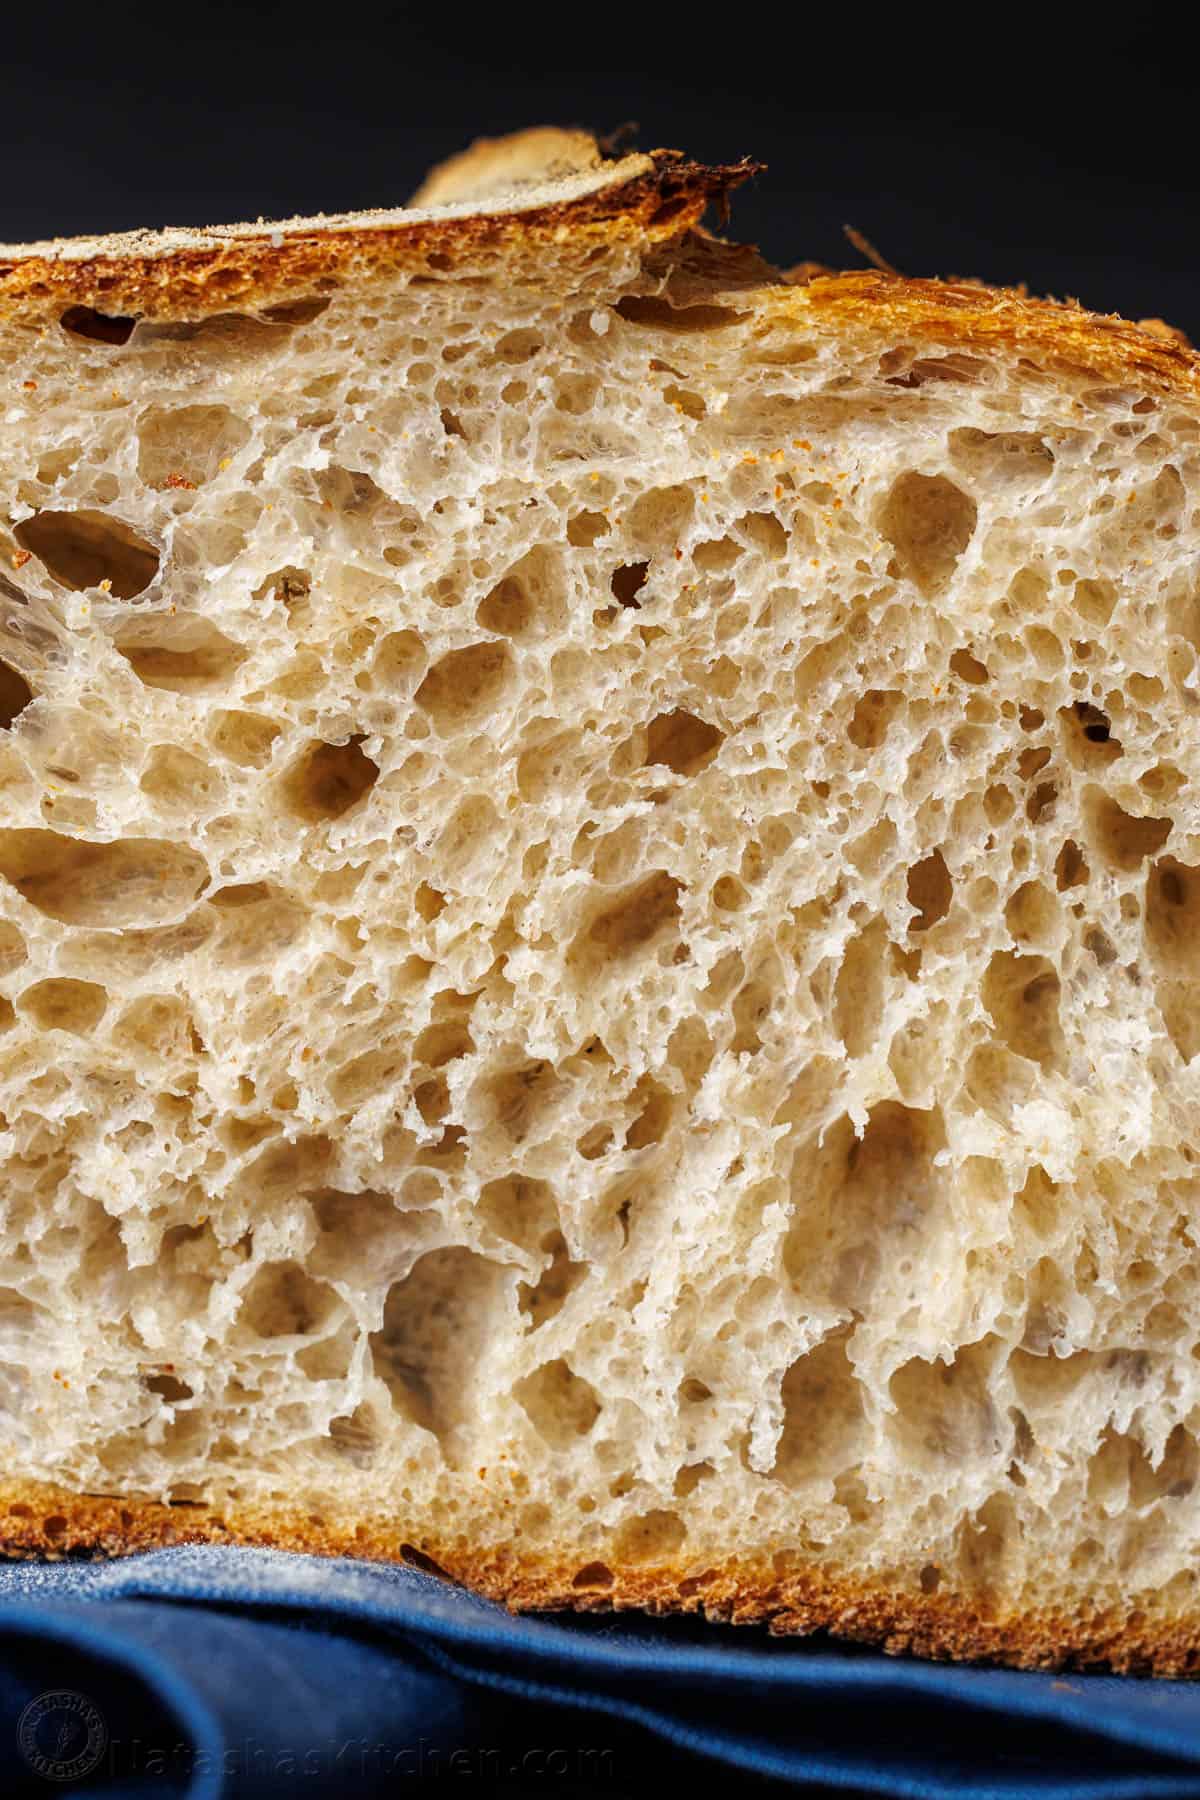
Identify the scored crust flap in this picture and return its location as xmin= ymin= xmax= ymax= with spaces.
xmin=0 ymin=134 xmax=758 ymax=323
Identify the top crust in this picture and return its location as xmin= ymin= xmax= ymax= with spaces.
xmin=0 ymin=122 xmax=1194 ymax=406
xmin=0 ymin=145 xmax=755 ymax=324
xmin=792 ymin=271 xmax=1200 ymax=403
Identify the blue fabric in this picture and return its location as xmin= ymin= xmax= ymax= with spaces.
xmin=0 ymin=1550 xmax=1199 ymax=1795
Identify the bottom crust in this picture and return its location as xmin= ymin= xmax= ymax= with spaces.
xmin=0 ymin=1476 xmax=1192 ymax=1677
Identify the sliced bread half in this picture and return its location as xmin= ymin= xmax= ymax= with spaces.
xmin=0 ymin=131 xmax=1198 ymax=1672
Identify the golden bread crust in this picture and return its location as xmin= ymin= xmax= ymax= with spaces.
xmin=0 ymin=1478 xmax=1190 ymax=1676
xmin=0 ymin=152 xmax=755 ymax=322
xmin=789 ymin=271 xmax=1200 ymax=399
xmin=0 ymin=136 xmax=1194 ymax=409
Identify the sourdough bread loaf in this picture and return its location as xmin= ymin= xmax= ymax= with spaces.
xmin=0 ymin=130 xmax=1199 ymax=1672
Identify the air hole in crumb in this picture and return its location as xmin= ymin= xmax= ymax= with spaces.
xmin=1073 ymin=577 xmax=1117 ymax=628
xmin=255 ymin=567 xmax=312 ymax=626
xmin=739 ymin=510 xmax=789 ymax=559
xmin=732 ymin=973 xmax=773 ymax=1055
xmin=414 ymin=1074 xmax=449 ymax=1129
xmin=834 ymin=915 xmax=889 ymax=1056
xmin=982 ymin=952 xmax=1066 ymax=1073
xmin=572 ymin=1561 xmax=613 ymax=1589
xmin=611 ymin=562 xmax=650 ymax=609
xmin=1147 ymin=857 xmax=1200 ymax=1060
xmin=1087 ymin=789 xmax=1171 ymax=871
xmin=1014 ymin=1166 xmax=1060 ymax=1240
xmin=329 ymin=1406 xmax=378 ymax=1469
xmin=674 ymin=1464 xmax=713 ymax=1499
xmin=0 ymin=661 xmax=32 ymax=728
xmin=888 ymin=1337 xmax=1003 ymax=1466
xmin=611 ymin=1509 xmax=686 ymax=1562
xmin=613 ymin=295 xmax=747 ymax=332
xmin=414 ymin=641 xmax=512 ymax=730
xmin=1061 ymin=701 xmax=1122 ymax=766
xmin=514 ymin=1358 xmax=602 ymax=1447
xmin=1017 ymin=746 xmax=1052 ymax=781
xmin=879 ymin=472 xmax=977 ymax=593
xmin=567 ymin=510 xmax=608 ymax=547
xmin=577 ymin=1124 xmax=612 ymax=1161
xmin=847 ymin=688 xmax=902 ymax=749
xmin=693 ymin=535 xmax=741 ymax=572
xmin=949 ymin=647 xmax=989 ymax=685
xmin=19 ymin=977 xmax=107 ymax=1034
xmin=487 ymin=1059 xmax=562 ymax=1144
xmin=14 ymin=510 xmax=159 ymax=599
xmin=414 ymin=1019 xmax=473 ymax=1067
xmin=477 ymin=545 xmax=564 ymax=639
xmin=773 ymin=1330 xmax=865 ymax=1488
xmin=906 ymin=850 xmax=952 ymax=932
xmin=884 ymin=352 xmax=985 ymax=388
xmin=948 ymin=427 xmax=1054 ymax=489
xmin=414 ymin=881 xmax=446 ymax=922
xmin=477 ymin=1175 xmax=560 ymax=1250
xmin=137 ymin=404 xmax=251 ymax=490
xmin=1055 ymin=839 xmax=1088 ymax=891
xmin=664 ymin=383 xmax=706 ymax=418
xmin=712 ymin=875 xmax=747 ymax=912
xmin=1084 ymin=927 xmax=1117 ymax=966
xmin=282 ymin=736 xmax=379 ymax=823
xmin=1026 ymin=781 xmax=1057 ymax=826
xmin=0 ymin=922 xmax=26 ymax=978
xmin=984 ymin=785 xmax=1015 ymax=825
xmin=145 ymin=1372 xmax=194 ymax=1403
xmin=114 ymin=619 xmax=246 ymax=691
xmin=1076 ymin=702 xmax=1112 ymax=743
xmin=372 ymin=1248 xmax=509 ymax=1446
xmin=239 ymin=1262 xmax=336 ymax=1338
xmin=518 ymin=1233 xmax=587 ymax=1329
xmin=644 ymin=708 xmax=724 ymax=776
xmin=0 ymin=829 xmax=207 ymax=926
xmin=209 ymin=710 xmax=281 ymax=768
xmin=625 ymin=1075 xmax=672 ymax=1147
xmin=373 ymin=629 xmax=427 ymax=691
xmin=60 ymin=305 xmax=137 ymax=345
xmin=493 ymin=328 xmax=544 ymax=362
xmin=111 ymin=994 xmax=192 ymax=1066
xmin=209 ymin=882 xmax=272 ymax=909
xmin=1005 ymin=880 xmax=1058 ymax=948
xmin=571 ymin=872 xmax=683 ymax=972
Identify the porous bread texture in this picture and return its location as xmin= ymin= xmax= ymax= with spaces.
xmin=2 ymin=187 xmax=1200 ymax=1668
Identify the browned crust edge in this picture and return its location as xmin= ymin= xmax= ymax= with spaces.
xmin=0 ymin=1478 xmax=1192 ymax=1676
xmin=0 ymin=153 xmax=758 ymax=322
xmin=790 ymin=270 xmax=1200 ymax=401
xmin=0 ymin=143 xmax=1196 ymax=409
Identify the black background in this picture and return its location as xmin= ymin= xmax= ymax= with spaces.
xmin=5 ymin=7 xmax=1199 ymax=336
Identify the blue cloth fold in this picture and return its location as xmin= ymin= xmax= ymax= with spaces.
xmin=0 ymin=1548 xmax=1198 ymax=1796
